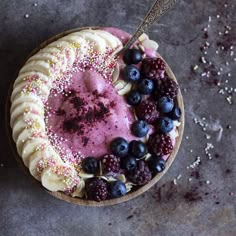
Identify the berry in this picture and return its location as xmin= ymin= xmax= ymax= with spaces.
xmin=102 ymin=154 xmax=120 ymax=173
xmin=141 ymin=57 xmax=166 ymax=80
xmin=137 ymin=78 xmax=154 ymax=95
xmin=121 ymin=155 xmax=137 ymax=171
xmin=123 ymin=49 xmax=143 ymax=65
xmin=110 ymin=137 xmax=129 ymax=157
xmin=154 ymin=76 xmax=179 ymax=99
xmin=147 ymin=133 xmax=173 ymax=156
xmin=110 ymin=181 xmax=127 ymax=198
xmin=158 ymin=117 xmax=174 ymax=133
xmin=127 ymin=161 xmax=152 ymax=185
xmin=135 ymin=99 xmax=159 ymax=124
xmin=126 ymin=90 xmax=142 ymax=106
xmin=158 ymin=96 xmax=174 ymax=113
xmin=85 ymin=178 xmax=108 ymax=202
xmin=82 ymin=157 xmax=99 ymax=174
xmin=129 ymin=140 xmax=147 ymax=159
xmin=123 ymin=65 xmax=140 ymax=82
xmin=131 ymin=120 xmax=149 ymax=137
xmin=168 ymin=106 xmax=182 ymax=120
xmin=148 ymin=156 xmax=166 ymax=173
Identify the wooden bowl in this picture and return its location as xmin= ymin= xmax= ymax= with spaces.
xmin=6 ymin=27 xmax=185 ymax=207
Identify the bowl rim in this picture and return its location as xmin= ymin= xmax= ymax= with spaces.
xmin=5 ymin=26 xmax=185 ymax=207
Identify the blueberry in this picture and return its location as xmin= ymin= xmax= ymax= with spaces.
xmin=131 ymin=120 xmax=149 ymax=137
xmin=110 ymin=137 xmax=129 ymax=157
xmin=148 ymin=157 xmax=166 ymax=173
xmin=126 ymin=90 xmax=142 ymax=106
xmin=124 ymin=65 xmax=140 ymax=82
xmin=168 ymin=106 xmax=182 ymax=120
xmin=121 ymin=155 xmax=137 ymax=171
xmin=158 ymin=96 xmax=174 ymax=113
xmin=82 ymin=157 xmax=99 ymax=174
xmin=129 ymin=140 xmax=147 ymax=159
xmin=158 ymin=117 xmax=174 ymax=133
xmin=137 ymin=78 xmax=154 ymax=95
xmin=123 ymin=49 xmax=143 ymax=65
xmin=110 ymin=181 xmax=127 ymax=198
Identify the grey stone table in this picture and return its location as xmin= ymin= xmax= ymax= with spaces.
xmin=0 ymin=1 xmax=235 ymax=235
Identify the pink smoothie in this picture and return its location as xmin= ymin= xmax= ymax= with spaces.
xmin=45 ymin=27 xmax=158 ymax=163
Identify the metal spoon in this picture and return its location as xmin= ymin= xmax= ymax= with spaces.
xmin=121 ymin=0 xmax=177 ymax=52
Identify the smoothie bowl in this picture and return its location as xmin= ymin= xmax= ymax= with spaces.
xmin=7 ymin=27 xmax=184 ymax=206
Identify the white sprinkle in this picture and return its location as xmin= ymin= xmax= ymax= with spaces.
xmin=0 ymin=163 xmax=4 ymax=167
xmin=186 ymin=136 xmax=189 ymax=140
xmin=201 ymin=72 xmax=207 ymax=77
xmin=230 ymin=46 xmax=234 ymax=50
xmin=225 ymin=80 xmax=229 ymax=83
xmin=206 ymin=180 xmax=211 ymax=184
xmin=188 ymin=178 xmax=192 ymax=182
xmin=228 ymin=73 xmax=231 ymax=77
xmin=177 ymin=174 xmax=182 ymax=180
xmin=208 ymin=16 xmax=212 ymax=22
xmin=190 ymin=149 xmax=193 ymax=153
xmin=230 ymin=51 xmax=234 ymax=56
xmin=221 ymin=46 xmax=225 ymax=50
xmin=216 ymin=50 xmax=219 ymax=54
xmin=226 ymin=61 xmax=229 ymax=66
xmin=224 ymin=3 xmax=228 ymax=8
xmin=25 ymin=14 xmax=29 ymax=18
xmin=218 ymin=32 xmax=222 ymax=35
xmin=204 ymin=51 xmax=207 ymax=55
xmin=173 ymin=179 xmax=177 ymax=185
xmin=34 ymin=3 xmax=38 ymax=6
xmin=217 ymin=72 xmax=221 ymax=76
xmin=226 ymin=96 xmax=233 ymax=104
xmin=225 ymin=30 xmax=229 ymax=34
xmin=217 ymin=14 xmax=220 ymax=18
xmin=220 ymin=68 xmax=223 ymax=72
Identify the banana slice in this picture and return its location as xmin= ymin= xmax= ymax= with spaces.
xmin=72 ymin=179 xmax=85 ymax=198
xmin=142 ymin=39 xmax=159 ymax=50
xmin=138 ymin=33 xmax=149 ymax=42
xmin=19 ymin=60 xmax=54 ymax=78
xmin=41 ymin=166 xmax=67 ymax=192
xmin=84 ymin=29 xmax=122 ymax=49
xmin=28 ymin=146 xmax=61 ymax=180
xmin=12 ymin=114 xmax=45 ymax=142
xmin=74 ymin=31 xmax=107 ymax=52
xmin=13 ymin=72 xmax=52 ymax=90
xmin=11 ymin=102 xmax=44 ymax=127
xmin=117 ymin=83 xmax=132 ymax=95
xmin=26 ymin=52 xmax=58 ymax=64
xmin=114 ymin=80 xmax=127 ymax=90
xmin=112 ymin=64 xmax=120 ymax=84
xmin=21 ymin=137 xmax=47 ymax=167
xmin=11 ymin=79 xmax=50 ymax=102
xmin=41 ymin=164 xmax=78 ymax=192
xmin=10 ymin=94 xmax=43 ymax=114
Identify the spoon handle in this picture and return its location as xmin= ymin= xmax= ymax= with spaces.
xmin=123 ymin=0 xmax=177 ymax=50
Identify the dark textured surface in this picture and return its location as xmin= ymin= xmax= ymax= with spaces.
xmin=0 ymin=1 xmax=236 ymax=235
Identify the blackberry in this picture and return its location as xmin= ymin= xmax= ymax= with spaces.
xmin=85 ymin=178 xmax=108 ymax=202
xmin=127 ymin=161 xmax=152 ymax=185
xmin=102 ymin=154 xmax=120 ymax=173
xmin=135 ymin=99 xmax=160 ymax=124
xmin=141 ymin=57 xmax=166 ymax=80
xmin=147 ymin=133 xmax=173 ymax=156
xmin=154 ymin=76 xmax=179 ymax=99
